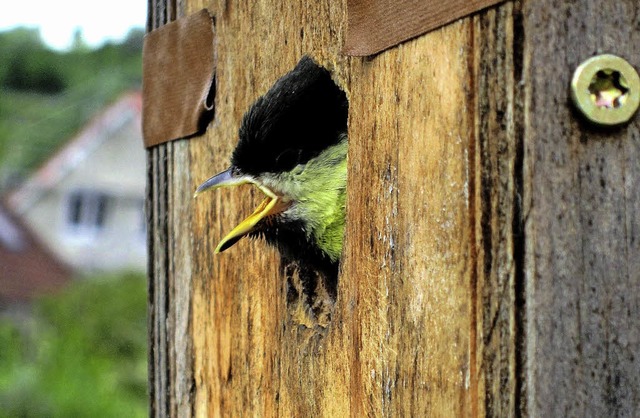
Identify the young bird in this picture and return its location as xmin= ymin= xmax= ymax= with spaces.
xmin=195 ymin=56 xmax=348 ymax=282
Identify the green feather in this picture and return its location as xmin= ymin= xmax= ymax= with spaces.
xmin=258 ymin=135 xmax=347 ymax=261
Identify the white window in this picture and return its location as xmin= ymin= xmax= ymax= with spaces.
xmin=65 ymin=190 xmax=110 ymax=236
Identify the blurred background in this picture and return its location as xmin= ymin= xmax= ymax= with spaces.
xmin=0 ymin=2 xmax=148 ymax=416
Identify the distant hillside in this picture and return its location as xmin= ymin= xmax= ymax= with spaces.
xmin=0 ymin=27 xmax=143 ymax=191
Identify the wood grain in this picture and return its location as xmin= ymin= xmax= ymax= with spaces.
xmin=523 ymin=1 xmax=640 ymax=416
xmin=472 ymin=3 xmax=524 ymax=416
xmin=147 ymin=0 xmax=510 ymax=415
xmin=147 ymin=2 xmax=195 ymax=417
xmin=147 ymin=0 xmax=640 ymax=416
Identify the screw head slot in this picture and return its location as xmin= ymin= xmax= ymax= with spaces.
xmin=570 ymin=54 xmax=640 ymax=126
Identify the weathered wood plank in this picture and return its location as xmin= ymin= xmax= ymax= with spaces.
xmin=182 ymin=0 xmax=488 ymax=415
xmin=343 ymin=24 xmax=480 ymax=416
xmin=147 ymin=0 xmax=640 ymax=416
xmin=523 ymin=0 xmax=640 ymax=416
xmin=473 ymin=3 xmax=524 ymax=416
xmin=147 ymin=1 xmax=196 ymax=417
xmin=187 ymin=2 xmax=353 ymax=415
xmin=148 ymin=0 xmax=521 ymax=414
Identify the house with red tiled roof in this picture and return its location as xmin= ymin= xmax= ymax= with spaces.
xmin=0 ymin=201 xmax=71 ymax=308
xmin=5 ymin=92 xmax=146 ymax=274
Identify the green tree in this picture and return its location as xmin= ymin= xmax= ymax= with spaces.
xmin=0 ymin=26 xmax=143 ymax=190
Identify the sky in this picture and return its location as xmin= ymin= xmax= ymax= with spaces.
xmin=0 ymin=1 xmax=147 ymax=50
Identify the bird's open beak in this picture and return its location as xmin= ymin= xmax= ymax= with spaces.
xmin=194 ymin=168 xmax=285 ymax=253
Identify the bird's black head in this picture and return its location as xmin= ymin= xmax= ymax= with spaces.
xmin=195 ymin=56 xmax=348 ymax=289
xmin=231 ymin=56 xmax=348 ymax=176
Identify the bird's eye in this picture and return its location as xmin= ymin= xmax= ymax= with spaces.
xmin=274 ymin=148 xmax=303 ymax=169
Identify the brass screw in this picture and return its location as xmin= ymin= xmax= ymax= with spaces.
xmin=570 ymin=54 xmax=640 ymax=126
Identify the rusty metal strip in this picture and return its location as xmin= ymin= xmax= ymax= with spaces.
xmin=344 ymin=0 xmax=506 ymax=56
xmin=142 ymin=9 xmax=215 ymax=148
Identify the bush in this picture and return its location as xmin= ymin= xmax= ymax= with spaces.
xmin=0 ymin=272 xmax=148 ymax=418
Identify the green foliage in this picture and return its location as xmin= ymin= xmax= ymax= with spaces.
xmin=0 ymin=272 xmax=148 ymax=418
xmin=0 ymin=27 xmax=143 ymax=189
xmin=4 ymin=53 xmax=66 ymax=93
